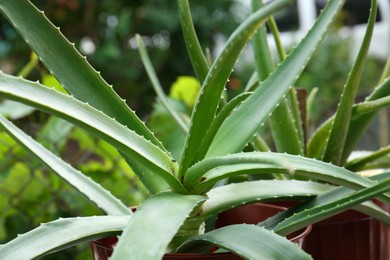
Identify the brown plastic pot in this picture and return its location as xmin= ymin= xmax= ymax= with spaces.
xmin=215 ymin=203 xmax=312 ymax=248
xmin=90 ymin=203 xmax=311 ymax=259
xmin=302 ymin=204 xmax=390 ymax=260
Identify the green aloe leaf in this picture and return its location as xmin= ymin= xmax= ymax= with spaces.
xmin=352 ymin=200 xmax=390 ymax=227
xmin=352 ymin=96 xmax=390 ymax=115
xmin=307 ymin=77 xmax=390 ymax=160
xmin=194 ymin=93 xmax=251 ymax=163
xmin=184 ymin=152 xmax=389 ymax=199
xmin=274 ymin=177 xmax=390 ymax=235
xmin=179 ymin=0 xmax=294 ymax=178
xmin=177 ymin=0 xmax=209 ymax=83
xmin=341 ymin=77 xmax=390 ymax=162
xmin=0 ymin=73 xmax=185 ymax=193
xmin=111 ymin=192 xmax=205 ymax=259
xmin=261 ymin=171 xmax=390 ymax=231
xmin=0 ymin=0 xmax=174 ymax=194
xmin=346 ymin=145 xmax=390 ymax=171
xmin=0 ymin=115 xmax=131 ymax=216
xmin=177 ymin=224 xmax=311 ymax=259
xmin=322 ymin=0 xmax=377 ymax=165
xmin=0 ymin=216 xmax=130 ymax=260
xmin=251 ymin=0 xmax=303 ymax=155
xmin=207 ymin=0 xmax=345 ymax=158
xmin=0 ymin=0 xmax=162 ymax=148
xmin=200 ymin=180 xmax=334 ymax=218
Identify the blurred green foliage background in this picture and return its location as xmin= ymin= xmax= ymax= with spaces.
xmin=0 ymin=0 xmax=239 ymax=115
xmin=0 ymin=0 xmax=386 ymax=259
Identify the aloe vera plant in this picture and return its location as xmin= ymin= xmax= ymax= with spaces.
xmin=0 ymin=0 xmax=389 ymax=259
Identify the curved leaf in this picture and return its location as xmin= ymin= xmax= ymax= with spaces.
xmin=0 ymin=115 xmax=131 ymax=216
xmin=207 ymin=0 xmax=345 ymax=158
xmin=307 ymin=77 xmax=390 ymax=160
xmin=261 ymin=171 xmax=390 ymax=231
xmin=194 ymin=93 xmax=251 ymax=163
xmin=111 ymin=192 xmax=205 ymax=259
xmin=251 ymin=0 xmax=303 ymax=155
xmin=184 ymin=152 xmax=390 ymax=199
xmin=0 ymin=0 xmax=162 ymax=148
xmin=179 ymin=0 xmax=294 ymax=177
xmin=346 ymin=145 xmax=390 ymax=171
xmin=352 ymin=201 xmax=390 ymax=227
xmin=177 ymin=224 xmax=311 ymax=259
xmin=0 ymin=73 xmax=186 ymax=193
xmin=322 ymin=0 xmax=377 ymax=165
xmin=0 ymin=216 xmax=130 ymax=260
xmin=201 ymin=180 xmax=334 ymax=218
xmin=352 ymin=96 xmax=390 ymax=115
xmin=177 ymin=0 xmax=209 ymax=83
xmin=274 ymin=177 xmax=390 ymax=235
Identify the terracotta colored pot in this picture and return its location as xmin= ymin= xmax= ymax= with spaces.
xmin=90 ymin=203 xmax=311 ymax=259
xmin=215 ymin=203 xmax=312 ymax=248
xmin=302 ymin=206 xmax=390 ymax=260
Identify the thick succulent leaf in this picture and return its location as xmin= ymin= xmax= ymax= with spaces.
xmin=207 ymin=0 xmax=345 ymax=158
xmin=306 ymin=117 xmax=333 ymax=159
xmin=261 ymin=171 xmax=390 ymax=231
xmin=111 ymin=192 xmax=205 ymax=259
xmin=137 ymin=35 xmax=188 ymax=133
xmin=353 ymin=96 xmax=390 ymax=115
xmin=269 ymin=102 xmax=304 ymax=155
xmin=341 ymin=77 xmax=390 ymax=162
xmin=322 ymin=0 xmax=377 ymax=165
xmin=177 ymin=224 xmax=311 ymax=259
xmin=177 ymin=0 xmax=209 ymax=83
xmin=266 ymin=10 xmax=287 ymax=61
xmin=179 ymin=0 xmax=294 ymax=177
xmin=0 ymin=216 xmax=130 ymax=260
xmin=184 ymin=152 xmax=390 ymax=200
xmin=0 ymin=73 xmax=185 ymax=193
xmin=307 ymin=77 xmax=390 ymax=159
xmin=346 ymin=145 xmax=390 ymax=171
xmin=352 ymin=200 xmax=390 ymax=227
xmin=380 ymin=55 xmax=390 ymax=81
xmin=193 ymin=93 xmax=251 ymax=163
xmin=200 ymin=180 xmax=334 ymax=218
xmin=0 ymin=0 xmax=162 ymax=148
xmin=251 ymin=0 xmax=303 ymax=155
xmin=0 ymin=115 xmax=131 ymax=216
xmin=274 ymin=177 xmax=390 ymax=235
xmin=251 ymin=0 xmax=274 ymax=80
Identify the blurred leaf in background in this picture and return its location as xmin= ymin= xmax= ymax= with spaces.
xmin=0 ymin=0 xmax=239 ymax=116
